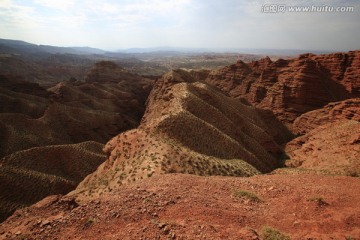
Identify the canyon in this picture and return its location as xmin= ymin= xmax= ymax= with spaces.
xmin=0 ymin=46 xmax=359 ymax=239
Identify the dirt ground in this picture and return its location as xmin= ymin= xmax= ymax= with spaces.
xmin=1 ymin=172 xmax=359 ymax=240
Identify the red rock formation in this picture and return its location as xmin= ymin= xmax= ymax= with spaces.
xmin=312 ymin=51 xmax=360 ymax=96
xmin=73 ymin=69 xmax=293 ymax=197
xmin=205 ymin=51 xmax=360 ymax=127
xmin=141 ymin=69 xmax=291 ymax=172
xmin=292 ymin=98 xmax=360 ymax=135
xmin=189 ymin=69 xmax=211 ymax=81
xmin=285 ymin=98 xmax=360 ymax=174
xmin=285 ymin=120 xmax=360 ymax=174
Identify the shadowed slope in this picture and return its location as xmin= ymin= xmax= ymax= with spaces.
xmin=0 ymin=61 xmax=153 ymax=221
xmin=0 ymin=61 xmax=153 ymax=158
xmin=0 ymin=141 xmax=106 ymax=222
xmin=0 ymin=75 xmax=49 ymax=118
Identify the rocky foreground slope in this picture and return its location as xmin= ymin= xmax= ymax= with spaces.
xmin=1 ymin=173 xmax=360 ymax=240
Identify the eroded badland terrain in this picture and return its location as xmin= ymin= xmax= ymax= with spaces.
xmin=0 ymin=40 xmax=359 ymax=239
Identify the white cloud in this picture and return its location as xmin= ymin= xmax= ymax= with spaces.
xmin=0 ymin=0 xmax=359 ymax=50
xmin=33 ymin=0 xmax=75 ymax=11
xmin=0 ymin=0 xmax=37 ymax=26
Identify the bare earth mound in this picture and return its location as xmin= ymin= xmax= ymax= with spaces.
xmin=73 ymin=69 xmax=292 ymax=197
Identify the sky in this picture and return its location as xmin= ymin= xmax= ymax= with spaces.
xmin=0 ymin=0 xmax=359 ymax=51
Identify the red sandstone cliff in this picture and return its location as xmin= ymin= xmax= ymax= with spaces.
xmin=205 ymin=51 xmax=360 ymax=127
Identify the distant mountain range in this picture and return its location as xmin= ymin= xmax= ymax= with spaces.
xmin=0 ymin=39 xmax=107 ymax=55
xmin=0 ymin=38 xmax=332 ymax=56
xmin=117 ymin=46 xmax=333 ymax=55
xmin=0 ymin=38 xmax=272 ymax=79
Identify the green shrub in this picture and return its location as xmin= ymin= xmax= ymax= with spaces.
xmin=261 ymin=226 xmax=290 ymax=240
xmin=233 ymin=190 xmax=262 ymax=202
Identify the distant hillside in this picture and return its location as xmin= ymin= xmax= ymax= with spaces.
xmin=1 ymin=38 xmax=285 ymax=79
xmin=0 ymin=62 xmax=153 ymax=158
xmin=0 ymin=39 xmax=106 ymax=55
xmin=0 ymin=61 xmax=153 ymax=221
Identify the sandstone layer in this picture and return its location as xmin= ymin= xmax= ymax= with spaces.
xmin=205 ymin=51 xmax=360 ymax=127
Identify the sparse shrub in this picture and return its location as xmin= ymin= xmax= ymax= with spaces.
xmin=99 ymin=178 xmax=109 ymax=186
xmin=233 ymin=190 xmax=262 ymax=202
xmin=83 ymin=218 xmax=95 ymax=229
xmin=307 ymin=197 xmax=329 ymax=206
xmin=345 ymin=169 xmax=359 ymax=177
xmin=119 ymin=172 xmax=127 ymax=179
xmin=261 ymin=226 xmax=290 ymax=240
xmin=15 ymin=234 xmax=29 ymax=240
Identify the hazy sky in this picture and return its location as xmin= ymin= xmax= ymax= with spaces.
xmin=0 ymin=0 xmax=359 ymax=51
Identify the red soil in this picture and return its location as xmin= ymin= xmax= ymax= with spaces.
xmin=1 ymin=173 xmax=359 ymax=240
